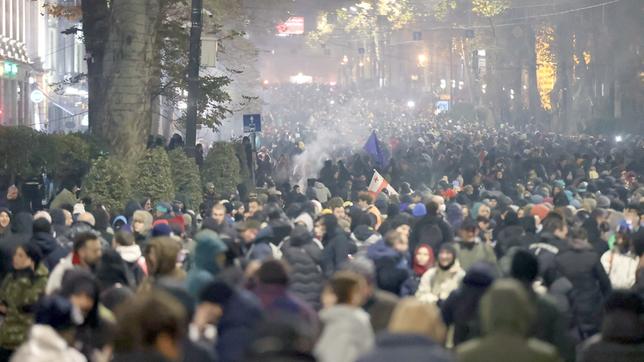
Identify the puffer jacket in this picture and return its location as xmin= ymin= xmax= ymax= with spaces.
xmin=314 ymin=305 xmax=374 ymax=362
xmin=415 ymin=261 xmax=466 ymax=304
xmin=9 ymin=324 xmax=86 ymax=362
xmin=281 ymin=227 xmax=324 ymax=310
xmin=0 ymin=264 xmax=49 ymax=350
xmin=555 ymin=238 xmax=611 ymax=340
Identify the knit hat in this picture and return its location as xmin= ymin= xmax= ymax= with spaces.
xmin=597 ymin=195 xmax=611 ymax=209
xmin=462 ymin=262 xmax=496 ymax=287
xmin=530 ymin=204 xmax=550 ymax=222
xmin=510 ymin=249 xmax=539 ymax=283
xmin=412 ymin=203 xmax=427 ymax=217
xmin=199 ymin=280 xmax=234 ymax=305
xmin=353 ymin=224 xmax=375 ymax=242
xmin=151 ymin=223 xmax=173 ymax=237
xmin=439 ymin=243 xmax=457 ymax=257
xmin=35 ymin=295 xmax=84 ymax=331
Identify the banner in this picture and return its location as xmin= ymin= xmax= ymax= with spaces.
xmin=368 ymin=170 xmax=398 ymax=196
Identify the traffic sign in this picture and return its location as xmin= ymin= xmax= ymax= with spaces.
xmin=243 ymin=114 xmax=262 ymax=133
xmin=30 ymin=90 xmax=45 ymax=104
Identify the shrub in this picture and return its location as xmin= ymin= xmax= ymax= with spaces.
xmin=168 ymin=148 xmax=202 ymax=210
xmin=201 ymin=142 xmax=241 ymax=197
xmin=82 ymin=156 xmax=131 ymax=214
xmin=131 ymin=147 xmax=175 ymax=203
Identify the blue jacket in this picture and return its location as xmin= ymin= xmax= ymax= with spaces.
xmin=358 ymin=333 xmax=454 ymax=362
xmin=216 ymin=289 xmax=264 ymax=362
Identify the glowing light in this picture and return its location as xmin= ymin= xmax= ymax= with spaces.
xmin=406 ymin=100 xmax=416 ymax=109
xmin=262 ymin=80 xmax=269 ymax=85
xmin=329 ymin=100 xmax=335 ymax=105
xmin=411 ymin=74 xmax=419 ymax=81
xmin=440 ymin=79 xmax=446 ymax=89
xmin=536 ymin=26 xmax=556 ymax=111
xmin=341 ymin=55 xmax=349 ymax=65
xmin=615 ymin=135 xmax=623 ymax=143
xmin=417 ymin=53 xmax=427 ymax=67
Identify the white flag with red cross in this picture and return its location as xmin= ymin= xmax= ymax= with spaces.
xmin=368 ymin=170 xmax=398 ymax=196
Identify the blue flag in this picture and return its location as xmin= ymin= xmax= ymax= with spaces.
xmin=363 ymin=131 xmax=389 ymax=169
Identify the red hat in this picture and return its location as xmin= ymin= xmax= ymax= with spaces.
xmin=530 ymin=204 xmax=550 ymax=222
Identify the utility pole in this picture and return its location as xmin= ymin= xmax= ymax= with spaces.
xmin=185 ymin=0 xmax=203 ymax=156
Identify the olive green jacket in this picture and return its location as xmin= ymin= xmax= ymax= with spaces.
xmin=0 ymin=264 xmax=49 ymax=350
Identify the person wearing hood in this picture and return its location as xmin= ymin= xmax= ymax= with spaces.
xmin=409 ymin=201 xmax=453 ymax=256
xmin=312 ymin=181 xmax=332 ymax=205
xmin=112 ymin=228 xmax=147 ymax=286
xmin=416 ymin=244 xmax=465 ymax=305
xmin=357 ymin=298 xmax=453 ymax=362
xmin=314 ymin=271 xmax=374 ymax=362
xmin=9 ymin=295 xmax=86 ymax=362
xmin=0 ymin=208 xmax=11 ymax=240
xmin=281 ymin=225 xmax=324 ymax=310
xmin=441 ymin=262 xmax=496 ymax=346
xmin=554 ymin=227 xmax=611 ymax=341
xmin=246 ymin=225 xmax=276 ymax=262
xmin=94 ymin=249 xmax=136 ymax=292
xmin=453 ymin=219 xmax=497 ymax=272
xmin=131 ymin=210 xmax=153 ymax=247
xmin=510 ymin=250 xmax=576 ymax=362
xmin=0 ymin=212 xmax=33 ymax=281
xmin=0 ymin=243 xmax=48 ymax=360
xmin=316 ymin=214 xmax=357 ymax=278
xmin=446 ymin=203 xmax=464 ymax=231
xmin=400 ymin=244 xmax=434 ymax=296
xmin=366 ymin=230 xmax=411 ymax=295
xmin=186 ymin=229 xmax=227 ymax=298
xmin=456 ymin=279 xmax=561 ymax=362
xmin=30 ymin=217 xmax=68 ymax=272
xmin=578 ymin=290 xmax=644 ymax=362
xmin=49 ymin=208 xmax=69 ymax=240
xmin=195 ymin=280 xmax=264 ymax=362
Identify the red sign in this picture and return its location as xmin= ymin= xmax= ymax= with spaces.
xmin=276 ymin=17 xmax=304 ymax=35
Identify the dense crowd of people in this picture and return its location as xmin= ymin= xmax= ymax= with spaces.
xmin=0 ymin=86 xmax=644 ymax=362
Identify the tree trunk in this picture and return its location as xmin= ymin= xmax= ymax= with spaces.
xmin=525 ymin=25 xmax=541 ymax=123
xmin=81 ymin=0 xmax=110 ymax=137
xmin=102 ymin=0 xmax=160 ymax=161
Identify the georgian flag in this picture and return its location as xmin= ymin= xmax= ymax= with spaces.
xmin=368 ymin=170 xmax=398 ymax=196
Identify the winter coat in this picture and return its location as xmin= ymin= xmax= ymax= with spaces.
xmin=409 ymin=214 xmax=453 ymax=256
xmin=321 ymin=229 xmax=357 ymax=278
xmin=577 ymin=303 xmax=644 ymax=362
xmin=358 ymin=333 xmax=454 ymax=362
xmin=363 ymin=289 xmax=398 ymax=334
xmin=216 ymin=289 xmax=264 ymax=362
xmin=31 ymin=231 xmax=68 ymax=272
xmin=495 ymin=225 xmax=528 ymax=258
xmin=0 ymin=264 xmax=49 ymax=350
xmin=441 ymin=263 xmax=496 ymax=346
xmin=416 ymin=261 xmax=466 ymax=304
xmin=366 ymin=239 xmax=410 ymax=295
xmin=456 ymin=280 xmax=561 ymax=362
xmin=528 ymin=231 xmax=569 ymax=287
xmin=312 ymin=182 xmax=332 ymax=204
xmin=582 ymin=218 xmax=609 ymax=256
xmin=281 ymin=230 xmax=324 ymax=310
xmin=314 ymin=305 xmax=374 ymax=362
xmin=454 ymin=239 xmax=498 ymax=272
xmin=186 ymin=230 xmax=228 ymax=298
xmin=0 ymin=213 xmax=33 ymax=280
xmin=246 ymin=227 xmax=275 ymax=262
xmin=554 ymin=239 xmax=611 ymax=340
xmin=253 ymin=283 xmax=319 ymax=334
xmin=115 ymin=244 xmax=147 ymax=285
xmin=600 ymin=249 xmax=639 ymax=289
xmin=9 ymin=325 xmax=86 ymax=362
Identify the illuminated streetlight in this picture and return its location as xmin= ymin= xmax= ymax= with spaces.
xmin=407 ymin=100 xmax=416 ymax=109
xmin=417 ymin=54 xmax=427 ymax=67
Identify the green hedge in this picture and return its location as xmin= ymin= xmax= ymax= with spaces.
xmin=82 ymin=156 xmax=131 ymax=214
xmin=201 ymin=142 xmax=241 ymax=197
xmin=168 ymin=148 xmax=202 ymax=210
xmin=131 ymin=147 xmax=175 ymax=203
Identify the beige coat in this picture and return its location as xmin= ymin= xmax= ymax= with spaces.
xmin=415 ymin=261 xmax=465 ymax=304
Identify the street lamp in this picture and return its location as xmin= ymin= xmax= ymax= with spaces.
xmin=407 ymin=100 xmax=416 ymax=109
xmin=417 ymin=53 xmax=427 ymax=67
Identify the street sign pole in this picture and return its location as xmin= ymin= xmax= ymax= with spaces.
xmin=185 ymin=0 xmax=203 ymax=156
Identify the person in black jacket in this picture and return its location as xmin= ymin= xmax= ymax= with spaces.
xmin=409 ymin=201 xmax=453 ymax=256
xmin=554 ymin=227 xmax=612 ymax=341
xmin=30 ymin=217 xmax=68 ymax=272
xmin=315 ymin=215 xmax=357 ymax=278
xmin=529 ymin=212 xmax=569 ymax=287
xmin=582 ymin=208 xmax=610 ymax=255
xmin=281 ymin=225 xmax=324 ymax=310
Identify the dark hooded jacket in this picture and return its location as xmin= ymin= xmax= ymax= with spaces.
xmin=0 ymin=212 xmax=33 ymax=280
xmin=440 ymin=262 xmax=496 ymax=346
xmin=366 ymin=239 xmax=410 ymax=295
xmin=554 ymin=238 xmax=611 ymax=340
xmin=31 ymin=230 xmax=68 ymax=272
xmin=321 ymin=227 xmax=357 ymax=278
xmin=281 ymin=226 xmax=324 ymax=310
xmin=456 ymin=279 xmax=561 ymax=362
